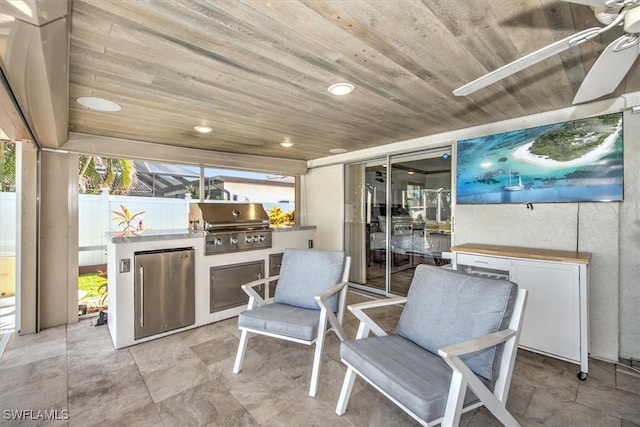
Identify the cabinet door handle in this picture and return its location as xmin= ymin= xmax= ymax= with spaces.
xmin=139 ymin=266 xmax=144 ymax=328
xmin=474 ymin=260 xmax=489 ymax=264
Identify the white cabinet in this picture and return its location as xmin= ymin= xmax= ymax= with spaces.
xmin=511 ymin=260 xmax=581 ymax=361
xmin=451 ymin=243 xmax=590 ymax=379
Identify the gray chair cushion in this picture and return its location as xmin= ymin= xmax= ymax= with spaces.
xmin=396 ymin=264 xmax=517 ymax=381
xmin=273 ymin=249 xmax=346 ymax=312
xmin=341 ymin=335 xmax=489 ymax=421
xmin=238 ymin=303 xmax=321 ymax=341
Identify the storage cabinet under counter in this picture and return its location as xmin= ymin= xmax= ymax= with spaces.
xmin=210 ymin=260 xmax=264 ymax=313
xmin=450 ymin=243 xmax=591 ymax=380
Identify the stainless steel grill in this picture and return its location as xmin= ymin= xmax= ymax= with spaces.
xmin=189 ymin=202 xmax=272 ymax=255
xmin=390 ymin=216 xmax=413 ymax=236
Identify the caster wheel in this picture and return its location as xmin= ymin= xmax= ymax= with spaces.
xmin=577 ymin=372 xmax=588 ymax=381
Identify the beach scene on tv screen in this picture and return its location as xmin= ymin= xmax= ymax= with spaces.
xmin=456 ymin=113 xmax=623 ymax=204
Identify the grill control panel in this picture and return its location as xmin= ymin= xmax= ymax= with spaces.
xmin=205 ymin=230 xmax=272 ymax=255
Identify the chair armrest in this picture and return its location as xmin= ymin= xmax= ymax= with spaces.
xmin=437 ymin=328 xmax=520 ymax=426
xmin=314 ymin=281 xmax=350 ymax=341
xmin=242 ymin=275 xmax=279 ymax=290
xmin=438 ymin=329 xmax=516 ymax=359
xmin=315 ymin=280 xmax=348 ymax=303
xmin=241 ymin=275 xmax=279 ymax=308
xmin=348 ymin=297 xmax=407 ymax=313
xmin=348 ymin=297 xmax=407 ymax=339
xmin=437 ymin=328 xmax=521 ymax=427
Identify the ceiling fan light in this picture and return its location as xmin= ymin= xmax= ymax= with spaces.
xmin=328 ymin=82 xmax=355 ymax=96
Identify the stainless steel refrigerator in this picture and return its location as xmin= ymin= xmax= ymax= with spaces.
xmin=134 ymin=247 xmax=195 ymax=340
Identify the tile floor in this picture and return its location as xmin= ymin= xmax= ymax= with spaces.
xmin=1 ymin=290 xmax=639 ymax=426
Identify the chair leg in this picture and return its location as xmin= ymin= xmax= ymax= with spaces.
xmin=442 ymin=369 xmax=467 ymax=427
xmin=335 ymin=366 xmax=357 ymax=416
xmin=486 ymin=403 xmax=521 ymax=427
xmin=454 ymin=360 xmax=521 ymax=426
xmin=233 ymin=329 xmax=250 ymax=374
xmin=474 ymin=386 xmax=521 ymax=426
xmin=309 ymin=337 xmax=325 ymax=397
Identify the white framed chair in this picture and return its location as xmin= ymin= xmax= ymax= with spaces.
xmin=335 ymin=264 xmax=527 ymax=426
xmin=233 ymin=248 xmax=351 ymax=397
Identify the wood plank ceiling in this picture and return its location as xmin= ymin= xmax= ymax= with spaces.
xmin=68 ymin=0 xmax=640 ymax=161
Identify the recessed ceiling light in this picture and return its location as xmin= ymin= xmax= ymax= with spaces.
xmin=408 ymin=171 xmax=415 ymax=175
xmin=194 ymin=125 xmax=213 ymax=133
xmin=77 ymin=97 xmax=121 ymax=112
xmin=329 ymin=148 xmax=348 ymax=154
xmin=328 ymin=82 xmax=355 ymax=96
xmin=280 ymin=141 xmax=293 ymax=148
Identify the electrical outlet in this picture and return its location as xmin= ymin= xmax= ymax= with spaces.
xmin=119 ymin=258 xmax=130 ymax=273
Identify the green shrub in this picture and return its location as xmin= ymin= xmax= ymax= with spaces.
xmin=78 ymin=273 xmax=107 ymax=299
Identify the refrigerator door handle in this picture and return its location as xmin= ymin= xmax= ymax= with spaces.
xmin=139 ymin=266 xmax=144 ymax=328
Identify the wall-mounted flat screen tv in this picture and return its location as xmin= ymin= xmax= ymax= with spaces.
xmin=456 ymin=113 xmax=623 ymax=204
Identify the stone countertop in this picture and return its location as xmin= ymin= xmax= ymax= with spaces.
xmin=108 ymin=225 xmax=316 ymax=243
xmin=270 ymin=225 xmax=316 ymax=232
xmin=107 ymin=229 xmax=204 ymax=244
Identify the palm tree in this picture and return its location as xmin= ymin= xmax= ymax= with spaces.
xmin=0 ymin=141 xmax=16 ymax=192
xmin=78 ymin=155 xmax=137 ymax=194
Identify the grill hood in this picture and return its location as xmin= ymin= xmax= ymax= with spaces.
xmin=189 ymin=202 xmax=269 ymax=231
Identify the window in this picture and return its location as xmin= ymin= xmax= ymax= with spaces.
xmin=77 ymin=158 xmax=297 ymax=315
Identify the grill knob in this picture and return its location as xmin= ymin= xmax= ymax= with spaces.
xmin=214 ymin=238 xmax=223 ymax=246
xmin=253 ymin=235 xmax=259 ymax=242
xmin=259 ymin=235 xmax=266 ymax=242
xmin=245 ymin=236 xmax=253 ymax=244
xmin=230 ymin=237 xmax=238 ymax=244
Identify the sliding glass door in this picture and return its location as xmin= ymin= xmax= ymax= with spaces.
xmin=344 ymin=158 xmax=387 ymax=293
xmin=345 ymin=148 xmax=452 ymax=296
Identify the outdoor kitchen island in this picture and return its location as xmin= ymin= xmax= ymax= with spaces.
xmin=106 ymin=225 xmax=315 ymax=349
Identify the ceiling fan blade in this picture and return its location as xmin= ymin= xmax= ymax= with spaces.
xmin=573 ymin=35 xmax=640 ymax=104
xmin=453 ymin=27 xmax=601 ymax=97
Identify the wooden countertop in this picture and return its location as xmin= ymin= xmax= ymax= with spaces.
xmin=450 ymin=243 xmax=591 ymax=265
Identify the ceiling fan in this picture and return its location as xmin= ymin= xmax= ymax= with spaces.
xmin=453 ymin=0 xmax=640 ymax=104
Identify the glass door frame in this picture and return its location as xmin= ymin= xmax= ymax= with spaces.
xmin=344 ymin=145 xmax=453 ymax=297
xmin=344 ymin=157 xmax=388 ymax=297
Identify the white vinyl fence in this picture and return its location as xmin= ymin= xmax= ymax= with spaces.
xmin=1 ymin=192 xmax=292 ymax=267
xmin=0 ymin=192 xmax=16 ymax=256
xmin=79 ymin=193 xmax=190 ymax=266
